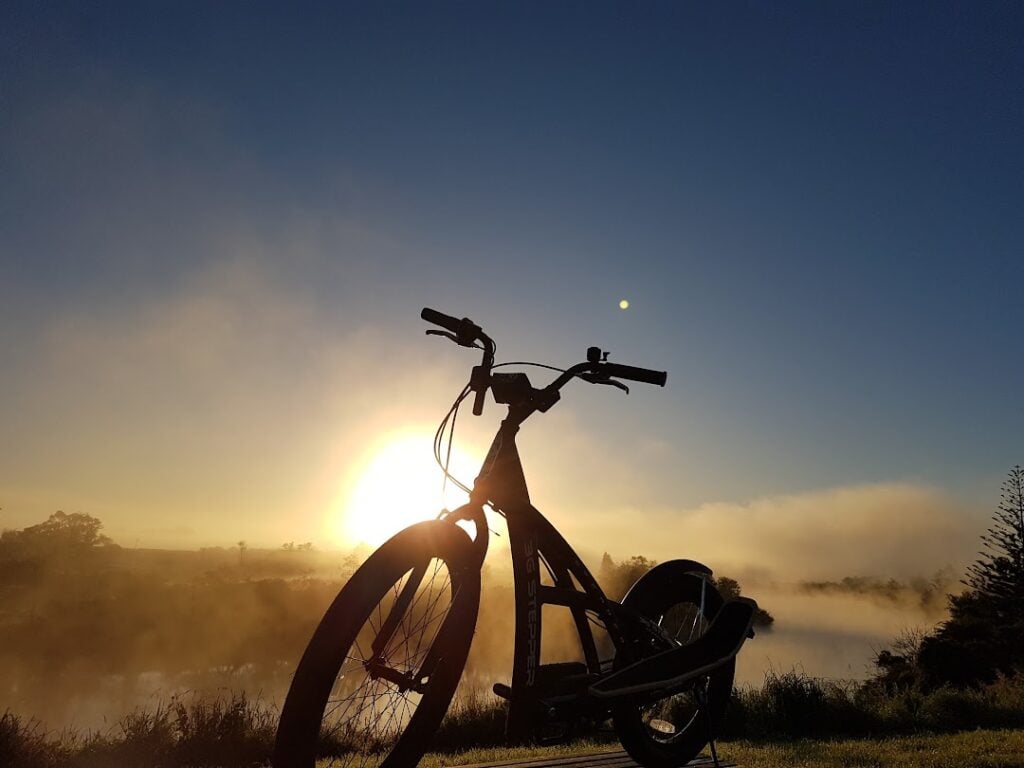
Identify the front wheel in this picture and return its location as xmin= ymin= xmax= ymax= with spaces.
xmin=612 ymin=571 xmax=734 ymax=768
xmin=273 ymin=520 xmax=481 ymax=768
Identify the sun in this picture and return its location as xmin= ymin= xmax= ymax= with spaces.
xmin=336 ymin=432 xmax=480 ymax=547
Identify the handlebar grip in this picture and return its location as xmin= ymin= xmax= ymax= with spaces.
xmin=421 ymin=307 xmax=463 ymax=334
xmin=602 ymin=363 xmax=668 ymax=387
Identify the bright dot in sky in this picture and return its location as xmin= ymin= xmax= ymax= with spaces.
xmin=619 ymin=299 xmax=630 ymax=310
xmin=337 ymin=433 xmax=479 ymax=547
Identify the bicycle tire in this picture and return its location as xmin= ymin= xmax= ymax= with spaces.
xmin=272 ymin=520 xmax=481 ymax=768
xmin=611 ymin=572 xmax=734 ymax=768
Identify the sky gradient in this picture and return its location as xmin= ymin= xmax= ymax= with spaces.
xmin=2 ymin=3 xmax=1022 ymax=577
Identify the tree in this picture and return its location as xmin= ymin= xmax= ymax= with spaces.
xmin=915 ymin=465 xmax=1024 ymax=688
xmin=0 ymin=510 xmax=115 ymax=558
xmin=598 ymin=552 xmax=657 ymax=601
xmin=0 ymin=511 xmax=117 ymax=582
xmin=714 ymin=576 xmax=775 ymax=628
xmin=965 ymin=464 xmax=1024 ymax=609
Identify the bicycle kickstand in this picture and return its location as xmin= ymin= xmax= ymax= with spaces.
xmin=696 ymin=680 xmax=721 ymax=768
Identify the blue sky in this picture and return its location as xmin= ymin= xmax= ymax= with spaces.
xmin=1 ymin=3 xmax=1021 ymax=568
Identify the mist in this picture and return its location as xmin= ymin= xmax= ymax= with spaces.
xmin=557 ymin=481 xmax=980 ymax=584
xmin=0 ymin=506 xmax=968 ymax=733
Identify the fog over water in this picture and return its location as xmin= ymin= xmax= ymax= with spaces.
xmin=0 ymin=498 xmax=968 ymax=731
xmin=732 ymin=586 xmax=947 ymax=685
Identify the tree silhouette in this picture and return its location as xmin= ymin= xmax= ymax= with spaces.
xmin=965 ymin=464 xmax=1024 ymax=608
xmin=714 ymin=576 xmax=775 ymax=628
xmin=916 ymin=465 xmax=1024 ymax=688
xmin=0 ymin=510 xmax=115 ymax=566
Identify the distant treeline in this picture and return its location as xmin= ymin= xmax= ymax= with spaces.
xmin=797 ymin=571 xmax=955 ymax=615
xmin=0 ymin=512 xmax=359 ymax=725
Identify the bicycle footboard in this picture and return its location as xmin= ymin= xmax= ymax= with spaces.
xmin=589 ymin=597 xmax=757 ymax=701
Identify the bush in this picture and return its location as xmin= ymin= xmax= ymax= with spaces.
xmin=0 ymin=711 xmax=65 ymax=768
xmin=986 ymin=673 xmax=1024 ymax=728
xmin=724 ymin=671 xmax=877 ymax=740
xmin=433 ymin=689 xmax=509 ymax=751
xmin=723 ymin=670 xmax=1024 ymax=740
xmin=855 ymin=684 xmax=923 ymax=733
xmin=917 ymin=687 xmax=983 ymax=732
xmin=170 ymin=694 xmax=275 ymax=767
xmin=2 ymin=693 xmax=275 ymax=768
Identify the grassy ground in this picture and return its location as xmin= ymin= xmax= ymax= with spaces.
xmin=417 ymin=730 xmax=1024 ymax=768
xmin=724 ymin=731 xmax=1024 ymax=768
xmin=6 ymin=675 xmax=1024 ymax=766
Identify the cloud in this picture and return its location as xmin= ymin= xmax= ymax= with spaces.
xmin=0 ymin=254 xmax=469 ymax=546
xmin=566 ymin=482 xmax=978 ymax=582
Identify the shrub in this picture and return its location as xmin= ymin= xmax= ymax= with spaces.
xmin=728 ymin=670 xmax=866 ymax=739
xmin=433 ymin=688 xmax=509 ymax=751
xmin=170 ymin=693 xmax=275 ymax=767
xmin=986 ymin=673 xmax=1024 ymax=728
xmin=918 ymin=686 xmax=984 ymax=731
xmin=0 ymin=711 xmax=64 ymax=768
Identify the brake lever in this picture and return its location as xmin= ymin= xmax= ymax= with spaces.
xmin=426 ymin=329 xmax=461 ymax=344
xmin=426 ymin=329 xmax=484 ymax=349
xmin=580 ymin=372 xmax=630 ymax=395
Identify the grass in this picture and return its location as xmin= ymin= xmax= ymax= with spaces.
xmin=418 ymin=730 xmax=1024 ymax=768
xmin=724 ymin=730 xmax=1024 ymax=768
xmin=419 ymin=739 xmax=615 ymax=768
xmin=6 ymin=675 xmax=1024 ymax=767
xmin=1 ymin=694 xmax=276 ymax=768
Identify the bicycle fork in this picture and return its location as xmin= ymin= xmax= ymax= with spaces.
xmin=365 ymin=553 xmax=475 ymax=695
xmin=365 ymin=560 xmax=429 ymax=691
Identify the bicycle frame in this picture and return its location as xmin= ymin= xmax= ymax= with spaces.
xmin=447 ymin=404 xmax=649 ymax=739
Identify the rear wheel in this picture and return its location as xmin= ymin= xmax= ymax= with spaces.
xmin=612 ymin=572 xmax=734 ymax=768
xmin=273 ymin=520 xmax=481 ymax=768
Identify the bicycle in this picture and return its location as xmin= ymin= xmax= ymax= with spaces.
xmin=272 ymin=308 xmax=758 ymax=768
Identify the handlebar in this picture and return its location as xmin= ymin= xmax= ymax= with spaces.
xmin=421 ymin=308 xmax=484 ymax=347
xmin=422 ymin=307 xmax=495 ymax=415
xmin=421 ymin=306 xmax=667 ymax=416
xmin=601 ymin=362 xmax=667 ymax=387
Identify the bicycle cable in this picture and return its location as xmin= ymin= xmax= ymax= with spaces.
xmin=492 ymin=361 xmax=567 ymax=373
xmin=433 ymin=382 xmax=473 ymax=496
xmin=432 ymin=360 xmax=573 ymax=502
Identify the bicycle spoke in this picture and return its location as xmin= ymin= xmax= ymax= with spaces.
xmin=313 ymin=555 xmax=459 ymax=768
xmin=638 ymin=599 xmax=710 ymax=744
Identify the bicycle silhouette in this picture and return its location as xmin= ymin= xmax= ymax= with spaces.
xmin=273 ymin=309 xmax=758 ymax=768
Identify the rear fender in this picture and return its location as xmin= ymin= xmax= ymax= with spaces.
xmin=621 ymin=559 xmax=722 ymax=619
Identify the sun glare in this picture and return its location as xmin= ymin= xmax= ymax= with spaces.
xmin=337 ymin=433 xmax=480 ymax=547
